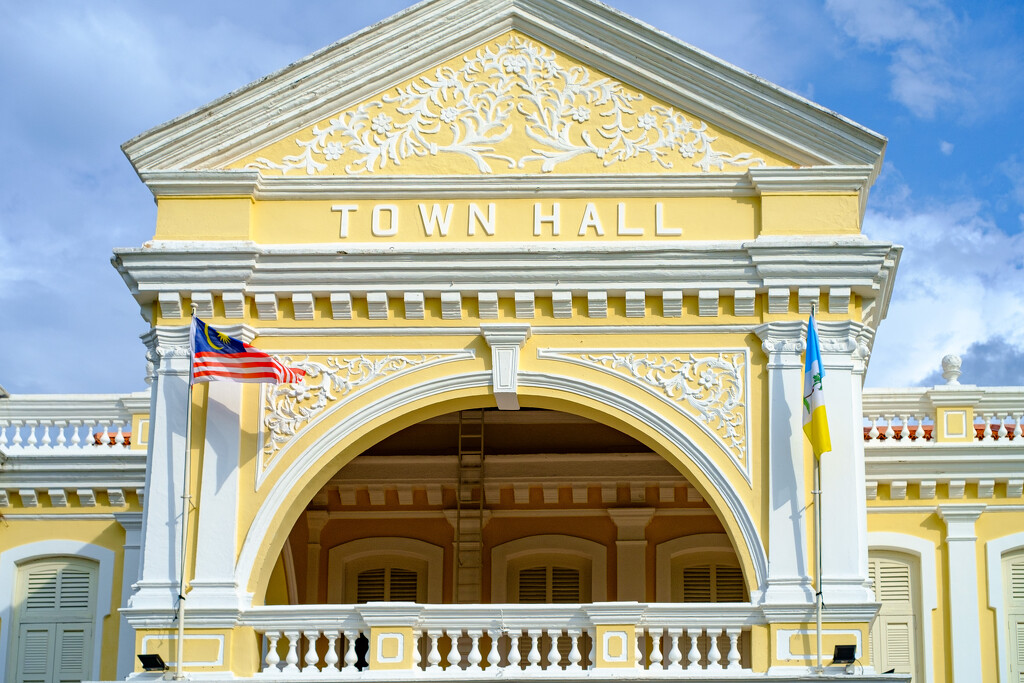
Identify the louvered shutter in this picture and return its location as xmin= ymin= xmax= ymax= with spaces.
xmin=1006 ymin=556 xmax=1024 ymax=681
xmin=678 ymin=563 xmax=743 ymax=602
xmin=682 ymin=565 xmax=712 ymax=602
xmin=356 ymin=568 xmax=387 ymax=603
xmin=518 ymin=566 xmax=549 ymax=603
xmin=16 ymin=624 xmax=55 ymax=683
xmin=715 ymin=566 xmax=745 ymax=602
xmin=388 ymin=568 xmax=418 ymax=602
xmin=517 ymin=566 xmax=581 ymax=603
xmin=54 ymin=624 xmax=91 ymax=683
xmin=868 ymin=555 xmax=918 ymax=681
xmin=550 ymin=567 xmax=580 ymax=603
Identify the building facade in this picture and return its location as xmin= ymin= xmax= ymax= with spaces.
xmin=1 ymin=1 xmax=1022 ymax=681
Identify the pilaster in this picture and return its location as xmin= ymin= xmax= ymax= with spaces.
xmin=938 ymin=504 xmax=985 ymax=682
xmin=754 ymin=321 xmax=813 ymax=604
xmin=114 ymin=512 xmax=143 ymax=679
xmin=608 ymin=508 xmax=654 ymax=601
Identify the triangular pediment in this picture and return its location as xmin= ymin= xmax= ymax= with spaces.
xmin=122 ymin=0 xmax=885 ymax=178
xmin=231 ymin=31 xmax=792 ymax=177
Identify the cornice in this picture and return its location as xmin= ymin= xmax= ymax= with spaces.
xmin=136 ymin=166 xmax=877 ymax=200
xmin=121 ymin=0 xmax=885 ymax=178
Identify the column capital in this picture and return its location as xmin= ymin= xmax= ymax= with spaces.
xmin=939 ymin=504 xmax=986 ymax=541
xmin=754 ymin=321 xmax=805 ymax=358
xmin=607 ymin=508 xmax=655 ymax=541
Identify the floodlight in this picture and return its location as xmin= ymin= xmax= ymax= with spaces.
xmin=138 ymin=653 xmax=168 ymax=672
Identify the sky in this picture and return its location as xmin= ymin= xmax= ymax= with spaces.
xmin=1 ymin=0 xmax=1023 ymax=395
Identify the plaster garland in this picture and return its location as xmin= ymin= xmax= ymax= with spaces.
xmin=262 ymin=354 xmax=447 ymax=459
xmin=245 ymin=35 xmax=766 ymax=176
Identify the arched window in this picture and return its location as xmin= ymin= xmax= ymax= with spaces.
xmin=655 ymin=534 xmax=747 ymax=603
xmin=1003 ymin=549 xmax=1024 ymax=680
xmin=8 ymin=557 xmax=97 ymax=683
xmin=326 ymin=538 xmax=443 ymax=603
xmin=490 ymin=535 xmax=607 ymax=603
xmin=868 ymin=551 xmax=921 ymax=681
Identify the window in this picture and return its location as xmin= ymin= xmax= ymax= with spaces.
xmin=515 ymin=564 xmax=585 ymax=603
xmin=326 ymin=538 xmax=443 ymax=604
xmin=355 ymin=566 xmax=419 ymax=603
xmin=868 ymin=552 xmax=920 ymax=681
xmin=491 ymin=536 xmax=607 ymax=603
xmin=656 ymin=534 xmax=747 ymax=603
xmin=9 ymin=558 xmax=96 ymax=683
xmin=1004 ymin=550 xmax=1024 ymax=681
xmin=675 ymin=563 xmax=745 ymax=603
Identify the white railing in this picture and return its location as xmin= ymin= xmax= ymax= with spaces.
xmin=242 ymin=603 xmax=757 ymax=677
xmin=862 ymin=387 xmax=1024 ymax=447
xmin=0 ymin=392 xmax=150 ymax=455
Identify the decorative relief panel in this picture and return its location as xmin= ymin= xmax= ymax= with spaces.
xmin=258 ymin=351 xmax=473 ymax=483
xmin=241 ymin=33 xmax=773 ymax=176
xmin=540 ymin=349 xmax=750 ymax=483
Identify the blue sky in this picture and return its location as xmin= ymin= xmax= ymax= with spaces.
xmin=1 ymin=0 xmax=1023 ymax=394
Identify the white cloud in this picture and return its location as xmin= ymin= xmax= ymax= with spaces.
xmin=939 ymin=140 xmax=954 ymax=155
xmin=864 ymin=188 xmax=1024 ymax=386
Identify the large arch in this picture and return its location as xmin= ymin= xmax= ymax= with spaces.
xmin=235 ymin=370 xmax=767 ymax=603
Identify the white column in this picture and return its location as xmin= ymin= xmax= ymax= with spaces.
xmin=817 ymin=321 xmax=874 ymax=604
xmin=114 ymin=512 xmax=143 ymax=679
xmin=126 ymin=327 xmax=191 ymax=614
xmin=189 ymin=380 xmax=246 ymax=610
xmin=754 ymin=322 xmax=814 ymax=604
xmin=608 ymin=508 xmax=654 ymax=601
xmin=938 ymin=504 xmax=985 ymax=682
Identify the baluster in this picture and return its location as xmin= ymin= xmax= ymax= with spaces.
xmin=11 ymin=421 xmax=23 ymax=447
xmin=914 ymin=417 xmax=927 ymax=443
xmin=282 ymin=631 xmax=300 ymax=673
xmin=323 ymin=631 xmax=340 ymax=672
xmin=648 ymin=628 xmax=663 ymax=670
xmin=466 ymin=630 xmax=483 ymax=671
xmin=115 ymin=424 xmax=126 ymax=446
xmin=526 ymin=629 xmax=543 ymax=671
xmin=344 ymin=630 xmax=360 ymax=671
xmin=1015 ymin=416 xmax=1023 ymax=440
xmin=566 ymin=629 xmax=582 ymax=671
xmin=706 ymin=628 xmax=723 ymax=671
xmin=883 ymin=416 xmax=895 ymax=442
xmin=70 ymin=421 xmax=82 ymax=447
xmin=546 ymin=630 xmax=562 ymax=670
xmin=507 ymin=630 xmax=522 ymax=669
xmin=0 ymin=424 xmax=7 ymax=449
xmin=486 ymin=628 xmax=501 ymax=670
xmin=867 ymin=416 xmax=880 ymax=442
xmin=413 ymin=630 xmax=423 ymax=670
xmin=982 ymin=414 xmax=994 ymax=441
xmin=667 ymin=628 xmax=683 ymax=670
xmin=303 ymin=630 xmax=320 ymax=671
xmin=587 ymin=628 xmax=596 ymax=670
xmin=426 ymin=630 xmax=443 ymax=671
xmin=100 ymin=423 xmax=111 ymax=446
xmin=446 ymin=629 xmax=462 ymax=669
xmin=55 ymin=421 xmax=67 ymax=448
xmin=726 ymin=629 xmax=741 ymax=670
xmin=40 ymin=421 xmax=52 ymax=447
xmin=635 ymin=627 xmax=644 ymax=670
xmin=999 ymin=416 xmax=1009 ymax=441
xmin=685 ymin=629 xmax=701 ymax=671
xmin=27 ymin=421 xmax=38 ymax=448
xmin=265 ymin=632 xmax=282 ymax=672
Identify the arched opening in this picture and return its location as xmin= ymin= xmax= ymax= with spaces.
xmin=262 ymin=407 xmax=747 ymax=608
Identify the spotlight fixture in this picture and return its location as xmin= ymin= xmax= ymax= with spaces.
xmin=138 ymin=653 xmax=168 ymax=672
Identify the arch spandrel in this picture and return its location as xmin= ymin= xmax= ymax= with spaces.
xmin=235 ymin=367 xmax=767 ymax=606
xmin=230 ymin=30 xmax=794 ymax=178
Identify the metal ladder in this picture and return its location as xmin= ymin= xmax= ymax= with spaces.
xmin=455 ymin=409 xmax=485 ymax=603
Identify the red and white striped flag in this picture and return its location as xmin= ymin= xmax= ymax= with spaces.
xmin=190 ymin=317 xmax=305 ymax=385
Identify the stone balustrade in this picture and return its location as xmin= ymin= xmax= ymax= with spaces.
xmin=862 ymin=386 xmax=1024 ymax=446
xmin=0 ymin=393 xmax=148 ymax=455
xmin=243 ymin=603 xmax=757 ymax=677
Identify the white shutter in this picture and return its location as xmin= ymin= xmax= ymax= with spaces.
xmin=54 ymin=624 xmax=92 ymax=683
xmin=1006 ymin=555 xmax=1024 ymax=680
xmin=682 ymin=565 xmax=712 ymax=602
xmin=356 ymin=568 xmax=386 ymax=603
xmin=869 ymin=554 xmax=919 ymax=681
xmin=388 ymin=568 xmax=419 ymax=602
xmin=16 ymin=624 xmax=55 ymax=683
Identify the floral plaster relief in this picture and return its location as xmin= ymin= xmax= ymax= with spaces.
xmin=237 ymin=32 xmax=789 ymax=176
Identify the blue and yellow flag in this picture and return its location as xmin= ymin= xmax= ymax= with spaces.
xmin=802 ymin=313 xmax=832 ymax=458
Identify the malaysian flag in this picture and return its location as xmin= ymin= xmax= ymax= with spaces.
xmin=190 ymin=317 xmax=306 ymax=385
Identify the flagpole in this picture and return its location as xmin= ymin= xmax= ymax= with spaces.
xmin=175 ymin=306 xmax=197 ymax=679
xmin=814 ymin=454 xmax=823 ymax=673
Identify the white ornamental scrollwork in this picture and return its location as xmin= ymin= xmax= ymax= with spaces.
xmin=262 ymin=354 xmax=442 ymax=458
xmin=246 ymin=35 xmax=766 ymax=176
xmin=574 ymin=352 xmax=746 ymax=460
